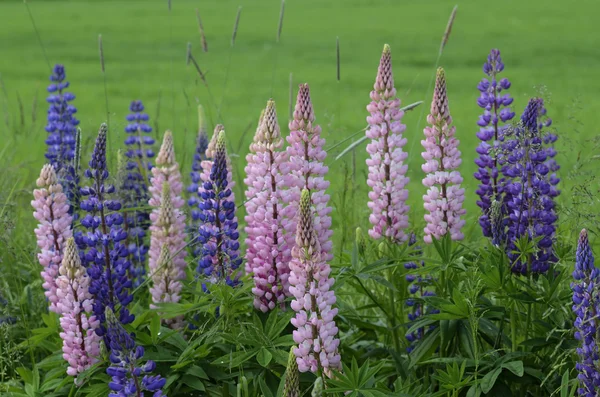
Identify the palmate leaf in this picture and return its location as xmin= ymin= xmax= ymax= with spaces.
xmin=326 ymin=357 xmax=389 ymax=395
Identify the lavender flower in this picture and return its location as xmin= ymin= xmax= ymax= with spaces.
xmin=571 ymin=229 xmax=600 ymax=396
xmin=56 ymin=238 xmax=100 ymax=377
xmin=122 ymin=100 xmax=154 ymax=286
xmin=244 ymin=100 xmax=291 ymax=312
xmin=365 ymin=44 xmax=410 ymax=242
xmin=503 ymin=98 xmax=558 ymax=274
xmin=187 ymin=105 xmax=210 ymax=255
xmin=78 ymin=124 xmax=134 ymax=341
xmin=32 ymin=164 xmax=73 ymax=313
xmin=421 ymin=68 xmax=466 ymax=243
xmin=473 ymin=49 xmax=515 ymax=243
xmin=105 ymin=308 xmax=167 ymax=397
xmin=196 ymin=129 xmax=242 ymax=286
xmin=45 ymin=64 xmax=81 ymax=215
xmin=289 ymin=189 xmax=341 ymax=375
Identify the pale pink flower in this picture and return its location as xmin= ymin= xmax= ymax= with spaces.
xmin=365 ymin=44 xmax=410 ymax=242
xmin=31 ymin=164 xmax=73 ymax=313
xmin=421 ymin=68 xmax=466 ymax=243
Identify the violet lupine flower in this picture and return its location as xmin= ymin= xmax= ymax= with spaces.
xmin=282 ymin=84 xmax=333 ymax=261
xmin=198 ymin=125 xmax=235 ymax=201
xmin=572 ymin=229 xmax=600 ymax=396
xmin=122 ymin=100 xmax=155 ymax=287
xmin=473 ymin=49 xmax=515 ymax=244
xmin=105 ymin=308 xmax=167 ymax=397
xmin=503 ymin=98 xmax=558 ymax=274
xmin=404 ymin=234 xmax=438 ymax=353
xmin=45 ymin=64 xmax=81 ymax=216
xmin=421 ymin=68 xmax=466 ymax=243
xmin=244 ymin=100 xmax=291 ymax=312
xmin=32 ymin=164 xmax=73 ymax=313
xmin=148 ymin=182 xmax=186 ymax=329
xmin=187 ymin=105 xmax=210 ymax=255
xmin=55 ymin=238 xmax=100 ymax=377
xmin=289 ymin=189 xmax=341 ymax=375
xmin=78 ymin=124 xmax=134 ymax=340
xmin=365 ymin=44 xmax=410 ymax=243
xmin=197 ymin=130 xmax=242 ymax=286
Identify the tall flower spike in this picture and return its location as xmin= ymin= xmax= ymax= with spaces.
xmin=148 ymin=182 xmax=186 ymax=329
xmin=197 ymin=130 xmax=242 ymax=285
xmin=289 ymin=189 xmax=341 ymax=375
xmin=56 ymin=238 xmax=100 ymax=377
xmin=244 ymin=100 xmax=291 ymax=312
xmin=77 ymin=124 xmax=134 ymax=342
xmin=282 ymin=84 xmax=333 ymax=261
xmin=122 ymin=100 xmax=155 ymax=286
xmin=45 ymin=64 xmax=81 ymax=218
xmin=283 ymin=346 xmax=300 ymax=397
xmin=105 ymin=308 xmax=167 ymax=397
xmin=502 ymin=98 xmax=558 ymax=274
xmin=365 ymin=44 xmax=410 ymax=242
xmin=32 ymin=164 xmax=73 ymax=313
xmin=571 ymin=230 xmax=600 ymax=396
xmin=421 ymin=68 xmax=466 ymax=243
xmin=187 ymin=104 xmax=210 ymax=255
xmin=474 ymin=49 xmax=515 ymax=243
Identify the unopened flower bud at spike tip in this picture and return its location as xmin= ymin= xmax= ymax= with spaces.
xmin=283 ymin=346 xmax=300 ymax=397
xmin=37 ymin=164 xmax=58 ymax=187
xmin=157 ymin=130 xmax=176 ymax=166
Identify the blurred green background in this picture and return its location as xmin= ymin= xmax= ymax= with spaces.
xmin=1 ymin=0 xmax=599 ymax=245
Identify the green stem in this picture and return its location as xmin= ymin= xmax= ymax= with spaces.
xmin=387 ymin=268 xmax=401 ymax=353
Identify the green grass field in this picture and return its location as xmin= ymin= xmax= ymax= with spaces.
xmin=1 ymin=0 xmax=599 ymax=244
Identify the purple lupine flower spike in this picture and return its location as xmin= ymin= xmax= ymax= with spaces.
xmin=187 ymin=105 xmax=210 ymax=256
xmin=45 ymin=64 xmax=81 ymax=217
xmin=474 ymin=49 xmax=515 ymax=243
xmin=244 ymin=100 xmax=291 ymax=312
xmin=105 ymin=308 xmax=167 ymax=396
xmin=56 ymin=238 xmax=100 ymax=377
xmin=503 ymin=98 xmax=558 ymax=274
xmin=365 ymin=44 xmax=410 ymax=243
xmin=289 ymin=189 xmax=341 ymax=376
xmin=282 ymin=84 xmax=333 ymax=262
xmin=32 ymin=164 xmax=73 ymax=313
xmin=197 ymin=129 xmax=242 ymax=286
xmin=571 ymin=229 xmax=600 ymax=396
xmin=421 ymin=68 xmax=466 ymax=243
xmin=122 ymin=100 xmax=155 ymax=287
xmin=77 ymin=124 xmax=134 ymax=343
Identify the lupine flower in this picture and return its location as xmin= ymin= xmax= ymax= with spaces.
xmin=244 ymin=100 xmax=291 ymax=312
xmin=105 ymin=308 xmax=167 ymax=397
xmin=77 ymin=124 xmax=134 ymax=340
xmin=55 ymin=238 xmax=100 ymax=377
xmin=282 ymin=84 xmax=333 ymax=261
xmin=148 ymin=182 xmax=186 ymax=329
xmin=473 ymin=49 xmax=515 ymax=243
xmin=502 ymin=98 xmax=558 ymax=274
xmin=365 ymin=44 xmax=410 ymax=242
xmin=187 ymin=105 xmax=210 ymax=255
xmin=32 ymin=164 xmax=73 ymax=313
xmin=572 ymin=229 xmax=600 ymax=396
xmin=289 ymin=189 xmax=341 ymax=375
xmin=198 ymin=125 xmax=235 ymax=202
xmin=283 ymin=346 xmax=300 ymax=397
xmin=122 ymin=100 xmax=155 ymax=286
xmin=404 ymin=234 xmax=438 ymax=352
xmin=421 ymin=68 xmax=466 ymax=243
xmin=197 ymin=130 xmax=242 ymax=285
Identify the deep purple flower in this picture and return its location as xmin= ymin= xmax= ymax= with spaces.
xmin=122 ymin=100 xmax=154 ymax=287
xmin=473 ymin=49 xmax=515 ymax=244
xmin=105 ymin=308 xmax=167 ymax=397
xmin=502 ymin=98 xmax=558 ymax=274
xmin=571 ymin=230 xmax=600 ymax=396
xmin=77 ymin=124 xmax=134 ymax=343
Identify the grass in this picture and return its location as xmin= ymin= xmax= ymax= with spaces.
xmin=0 ymin=0 xmax=599 ymax=248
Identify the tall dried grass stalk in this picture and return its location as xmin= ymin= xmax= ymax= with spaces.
xmin=196 ymin=9 xmax=208 ymax=52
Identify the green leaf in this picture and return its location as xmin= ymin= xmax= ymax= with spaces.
xmin=560 ymin=369 xmax=569 ymax=397
xmin=409 ymin=327 xmax=440 ymax=368
xmin=150 ymin=314 xmax=160 ymax=345
xmin=181 ymin=374 xmax=205 ymax=391
xmin=211 ymin=348 xmax=259 ymax=368
xmin=480 ymin=367 xmax=502 ymax=394
xmin=258 ymin=376 xmax=274 ymax=397
xmin=257 ymin=348 xmax=273 ymax=367
xmin=501 ymin=361 xmax=523 ymax=377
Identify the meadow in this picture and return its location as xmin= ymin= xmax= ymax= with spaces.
xmin=1 ymin=0 xmax=600 ymax=396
